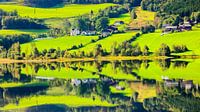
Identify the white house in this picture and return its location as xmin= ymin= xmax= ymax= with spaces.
xmin=70 ymin=29 xmax=80 ymax=36
xmin=114 ymin=21 xmax=125 ymax=26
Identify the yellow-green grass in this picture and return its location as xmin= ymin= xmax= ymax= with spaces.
xmin=0 ymin=29 xmax=48 ymax=35
xmin=1 ymin=95 xmax=115 ymax=110
xmin=72 ymin=32 xmax=137 ymax=53
xmin=134 ymin=59 xmax=200 ymax=84
xmin=132 ymin=28 xmax=200 ymax=55
xmin=21 ymin=35 xmax=99 ymax=54
xmin=110 ymin=86 xmax=133 ymax=97
xmin=130 ymin=82 xmax=156 ymax=102
xmin=21 ymin=65 xmax=99 ymax=79
xmin=0 ymin=3 xmax=116 ymax=19
xmin=110 ymin=13 xmax=131 ymax=25
xmin=129 ymin=7 xmax=156 ymax=29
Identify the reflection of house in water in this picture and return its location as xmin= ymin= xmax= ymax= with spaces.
xmin=163 ymin=78 xmax=194 ymax=90
xmin=35 ymin=76 xmax=55 ymax=80
xmin=115 ymin=85 xmax=125 ymax=90
xmin=71 ymin=79 xmax=97 ymax=86
xmin=180 ymin=80 xmax=193 ymax=90
xmin=114 ymin=21 xmax=125 ymax=26
xmin=164 ymin=79 xmax=179 ymax=87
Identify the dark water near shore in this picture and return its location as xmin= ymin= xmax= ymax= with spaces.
xmin=0 ymin=59 xmax=200 ymax=112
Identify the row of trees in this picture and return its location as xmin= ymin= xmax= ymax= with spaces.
xmin=65 ymin=0 xmax=142 ymax=6
xmin=1 ymin=16 xmax=47 ymax=29
xmin=141 ymin=0 xmax=200 ymax=17
xmin=24 ymin=0 xmax=63 ymax=7
xmin=23 ymin=0 xmax=142 ymax=7
xmin=141 ymin=0 xmax=200 ymax=28
xmin=70 ymin=5 xmax=127 ymax=32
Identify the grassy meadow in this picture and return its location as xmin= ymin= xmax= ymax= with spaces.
xmin=0 ymin=3 xmax=116 ymax=19
xmin=132 ymin=27 xmax=200 ymax=55
xmin=21 ymin=35 xmax=99 ymax=53
xmin=21 ymin=32 xmax=136 ymax=54
xmin=71 ymin=32 xmax=137 ymax=53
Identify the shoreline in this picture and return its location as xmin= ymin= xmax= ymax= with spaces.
xmin=0 ymin=55 xmax=200 ymax=64
xmin=0 ymin=56 xmax=172 ymax=64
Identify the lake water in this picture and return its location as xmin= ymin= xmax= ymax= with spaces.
xmin=0 ymin=59 xmax=200 ymax=112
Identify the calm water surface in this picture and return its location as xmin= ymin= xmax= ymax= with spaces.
xmin=0 ymin=59 xmax=200 ymax=112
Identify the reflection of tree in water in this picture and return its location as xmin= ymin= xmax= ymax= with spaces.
xmin=156 ymin=59 xmax=171 ymax=70
xmin=144 ymin=82 xmax=200 ymax=112
xmin=173 ymin=61 xmax=189 ymax=68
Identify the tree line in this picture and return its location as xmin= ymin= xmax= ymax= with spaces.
xmin=23 ymin=0 xmax=142 ymax=7
xmin=141 ymin=0 xmax=200 ymax=27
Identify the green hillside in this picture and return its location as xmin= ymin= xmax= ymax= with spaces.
xmin=72 ymin=32 xmax=137 ymax=53
xmin=132 ymin=27 xmax=200 ymax=55
xmin=0 ymin=3 xmax=115 ymax=19
xmin=21 ymin=35 xmax=99 ymax=53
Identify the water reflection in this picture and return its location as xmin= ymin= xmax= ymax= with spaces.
xmin=0 ymin=59 xmax=200 ymax=112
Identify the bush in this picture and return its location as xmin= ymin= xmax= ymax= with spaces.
xmin=156 ymin=44 xmax=171 ymax=56
xmin=172 ymin=45 xmax=189 ymax=53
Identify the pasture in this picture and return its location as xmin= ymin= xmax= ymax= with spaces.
xmin=20 ymin=35 xmax=99 ymax=53
xmin=132 ymin=27 xmax=200 ymax=55
xmin=0 ymin=3 xmax=116 ymax=19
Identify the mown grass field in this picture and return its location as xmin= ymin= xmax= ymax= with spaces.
xmin=0 ymin=3 xmax=116 ymax=19
xmin=2 ymin=95 xmax=115 ymax=110
xmin=72 ymin=32 xmax=137 ymax=53
xmin=0 ymin=29 xmax=48 ymax=35
xmin=132 ymin=27 xmax=200 ymax=55
xmin=21 ymin=32 xmax=136 ymax=54
xmin=21 ymin=35 xmax=99 ymax=53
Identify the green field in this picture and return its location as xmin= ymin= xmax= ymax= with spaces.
xmin=21 ymin=32 xmax=136 ymax=54
xmin=2 ymin=95 xmax=115 ymax=110
xmin=0 ymin=3 xmax=116 ymax=19
xmin=72 ymin=32 xmax=137 ymax=53
xmin=110 ymin=13 xmax=131 ymax=25
xmin=132 ymin=27 xmax=200 ymax=55
xmin=21 ymin=35 xmax=99 ymax=53
xmin=0 ymin=29 xmax=48 ymax=35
